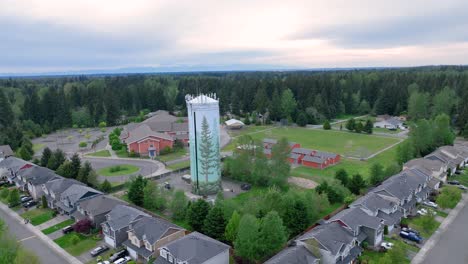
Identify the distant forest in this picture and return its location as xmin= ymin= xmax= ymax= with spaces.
xmin=1 ymin=66 xmax=468 ymax=151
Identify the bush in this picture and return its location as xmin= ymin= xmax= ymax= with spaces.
xmin=384 ymin=225 xmax=389 ymax=235
xmin=160 ymin=146 xmax=172 ymax=155
xmin=98 ymin=121 xmax=107 ymax=128
xmin=437 ymin=186 xmax=462 ymax=209
xmin=70 ymin=234 xmax=80 ymax=245
xmin=361 ymin=241 xmax=369 ymax=249
xmin=323 ymin=120 xmax=331 ymax=130
xmin=73 ymin=219 xmax=92 ymax=234
xmin=0 ymin=188 xmax=9 ymax=199
xmin=79 ymin=142 xmax=87 ymax=148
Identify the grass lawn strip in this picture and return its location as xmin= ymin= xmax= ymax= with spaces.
xmin=42 ymin=219 xmax=75 ymax=235
xmin=97 ymin=164 xmax=140 ymax=176
xmin=167 ymin=160 xmax=190 ymax=170
xmin=86 ymin=150 xmax=111 ymax=157
xmin=360 ymin=238 xmax=418 ymax=263
xmin=407 ymin=216 xmax=440 ymax=239
xmin=21 ymin=208 xmax=55 ymax=226
xmin=32 ymin=143 xmax=45 ymax=153
xmin=54 ymin=232 xmax=99 ymax=256
xmin=158 ymin=149 xmax=188 ymax=162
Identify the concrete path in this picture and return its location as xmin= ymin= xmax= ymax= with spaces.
xmin=411 ymin=193 xmax=468 ymax=264
xmin=348 ymin=138 xmax=405 ymax=160
xmin=0 ymin=202 xmax=82 ymax=264
xmin=36 ymin=214 xmax=70 ymax=230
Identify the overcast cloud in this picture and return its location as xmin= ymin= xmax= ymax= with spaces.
xmin=1 ymin=0 xmax=467 ymax=73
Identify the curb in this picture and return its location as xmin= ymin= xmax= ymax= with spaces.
xmin=411 ymin=193 xmax=468 ymax=264
xmin=0 ymin=202 xmax=82 ymax=264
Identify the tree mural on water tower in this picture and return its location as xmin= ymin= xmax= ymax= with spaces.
xmin=200 ymin=116 xmax=215 ymax=184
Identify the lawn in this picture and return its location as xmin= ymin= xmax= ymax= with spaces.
xmin=408 ymin=216 xmax=440 ymax=239
xmin=158 ymin=149 xmax=188 ymax=162
xmin=86 ymin=150 xmax=111 ymax=157
xmin=452 ymin=170 xmax=468 ymax=186
xmin=224 ymin=126 xmax=400 ymax=158
xmin=33 ymin=143 xmax=45 ymax=153
xmin=373 ymin=127 xmax=402 ymax=134
xmin=97 ymin=164 xmax=140 ymax=176
xmin=360 ymin=238 xmax=418 ymax=264
xmin=42 ymin=219 xmax=75 ymax=235
xmin=21 ymin=208 xmax=55 ymax=226
xmin=167 ymin=160 xmax=190 ymax=170
xmin=291 ymin=142 xmax=401 ymax=181
xmin=54 ymin=232 xmax=99 ymax=256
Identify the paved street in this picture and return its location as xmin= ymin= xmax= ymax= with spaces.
xmin=415 ymin=195 xmax=468 ymax=264
xmin=0 ymin=208 xmax=71 ymax=264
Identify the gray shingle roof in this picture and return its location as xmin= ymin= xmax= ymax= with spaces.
xmin=0 ymin=145 xmax=14 ymax=158
xmin=302 ymin=155 xmax=325 ymax=163
xmin=126 ymin=124 xmax=175 ymax=144
xmin=60 ymin=184 xmax=102 ymax=206
xmin=291 ymin=148 xmax=314 ymax=155
xmin=159 ymin=232 xmax=230 ymax=264
xmin=130 ymin=216 xmax=182 ymax=244
xmin=329 ymin=207 xmax=382 ymax=232
xmin=405 ymin=158 xmax=445 ymax=172
xmin=265 ymin=243 xmax=318 ymax=264
xmin=297 ymin=222 xmax=354 ymax=256
xmin=78 ymin=195 xmax=124 ymax=216
xmin=351 ymin=193 xmax=396 ymax=213
xmin=376 ymin=210 xmax=403 ymax=226
xmin=21 ymin=166 xmax=60 ymax=185
xmin=263 ymin=138 xmax=277 ymax=144
xmin=105 ymin=205 xmax=149 ymax=231
xmin=0 ymin=157 xmax=32 ymax=173
xmin=45 ymin=178 xmax=84 ymax=196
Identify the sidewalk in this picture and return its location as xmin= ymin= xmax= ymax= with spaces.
xmin=36 ymin=214 xmax=70 ymax=230
xmin=411 ymin=193 xmax=468 ymax=264
xmin=0 ymin=202 xmax=82 ymax=264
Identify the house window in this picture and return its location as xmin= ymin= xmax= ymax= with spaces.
xmin=150 ymin=144 xmax=154 ymax=148
xmin=168 ymin=255 xmax=174 ymax=263
xmin=146 ymin=242 xmax=152 ymax=251
xmin=160 ymin=249 xmax=168 ymax=259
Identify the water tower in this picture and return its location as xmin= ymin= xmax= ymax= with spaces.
xmin=185 ymin=94 xmax=221 ymax=195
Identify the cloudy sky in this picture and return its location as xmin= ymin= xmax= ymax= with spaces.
xmin=1 ymin=0 xmax=468 ymax=74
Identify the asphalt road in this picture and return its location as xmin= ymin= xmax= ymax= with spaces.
xmin=0 ymin=208 xmax=70 ymax=264
xmin=83 ymin=157 xmax=160 ymax=182
xmin=421 ymin=200 xmax=468 ymax=264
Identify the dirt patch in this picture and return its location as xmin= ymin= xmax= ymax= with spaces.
xmin=288 ymin=176 xmax=318 ymax=189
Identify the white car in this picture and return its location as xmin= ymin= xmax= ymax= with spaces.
xmin=423 ymin=201 xmax=438 ymax=208
xmin=381 ymin=242 xmax=394 ymax=250
xmin=114 ymin=256 xmax=131 ymax=264
xmin=417 ymin=209 xmax=427 ymax=216
xmin=97 ymin=262 xmax=110 ymax=264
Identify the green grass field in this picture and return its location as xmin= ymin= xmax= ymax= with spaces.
xmin=21 ymin=208 xmax=55 ymax=226
xmin=167 ymin=160 xmax=190 ymax=170
xmin=224 ymin=126 xmax=400 ymax=157
xmin=42 ymin=219 xmax=75 ymax=235
xmin=86 ymin=150 xmax=111 ymax=157
xmin=158 ymin=149 xmax=188 ymax=162
xmin=33 ymin=143 xmax=45 ymax=153
xmin=54 ymin=232 xmax=99 ymax=256
xmin=97 ymin=164 xmax=140 ymax=176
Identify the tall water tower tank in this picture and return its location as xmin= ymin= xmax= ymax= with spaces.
xmin=185 ymin=94 xmax=221 ymax=195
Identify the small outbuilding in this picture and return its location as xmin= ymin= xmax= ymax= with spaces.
xmin=225 ymin=119 xmax=245 ymax=129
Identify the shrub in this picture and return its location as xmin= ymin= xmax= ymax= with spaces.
xmin=98 ymin=121 xmax=107 ymax=128
xmin=361 ymin=241 xmax=369 ymax=249
xmin=0 ymin=188 xmax=9 ymax=199
xmin=73 ymin=219 xmax=92 ymax=234
xmin=79 ymin=142 xmax=87 ymax=148
xmin=384 ymin=225 xmax=389 ymax=235
xmin=323 ymin=120 xmax=331 ymax=130
xmin=70 ymin=234 xmax=80 ymax=245
xmin=160 ymin=146 xmax=172 ymax=155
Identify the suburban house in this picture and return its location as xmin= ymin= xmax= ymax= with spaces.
xmin=225 ymin=119 xmax=245 ymax=129
xmin=425 ymin=146 xmax=466 ymax=174
xmin=42 ymin=178 xmax=85 ymax=209
xmin=121 ymin=111 xmax=188 ymax=156
xmin=23 ymin=167 xmax=61 ymax=199
xmin=0 ymin=145 xmax=13 ymax=161
xmin=262 ymin=139 xmax=341 ymax=168
xmin=74 ymin=195 xmax=124 ymax=227
xmin=56 ymin=184 xmax=102 ymax=215
xmin=264 ymin=242 xmax=319 ymax=264
xmin=0 ymin=156 xmax=33 ymax=183
xmin=374 ymin=116 xmax=405 ymax=130
xmin=404 ymin=158 xmax=447 ymax=183
xmin=328 ymin=207 xmax=384 ymax=247
xmin=155 ymin=232 xmax=230 ymax=264
xmin=123 ymin=216 xmax=186 ymax=263
xmin=102 ymin=205 xmax=150 ymax=248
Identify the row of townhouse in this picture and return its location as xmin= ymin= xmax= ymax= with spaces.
xmin=0 ymin=154 xmax=230 ymax=264
xmin=267 ymin=142 xmax=468 ymax=264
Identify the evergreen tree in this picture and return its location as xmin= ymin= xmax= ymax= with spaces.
xmin=270 ymin=137 xmax=291 ymax=187
xmin=234 ymin=214 xmax=260 ymax=261
xmin=18 ymin=146 xmax=32 ymax=161
xmin=283 ymin=199 xmax=309 ymax=237
xmin=41 ymin=195 xmax=48 ymax=208
xmin=170 ymin=190 xmax=188 ymax=220
xmin=40 ymin=147 xmax=52 ymax=167
xmin=369 ymin=163 xmax=384 ymax=185
xmin=203 ymin=205 xmax=226 ymax=241
xmin=0 ymin=89 xmax=14 ymax=129
xmin=8 ymin=189 xmax=20 ymax=206
xmin=354 ymin=121 xmax=363 ymax=133
xmin=408 ymin=91 xmax=430 ymax=120
xmin=77 ymin=161 xmax=92 ymax=183
xmin=47 ymin=149 xmax=66 ymax=171
xmin=296 ymin=112 xmax=308 ymax=127
xmin=323 ymin=120 xmax=331 ymax=130
xmin=128 ymin=176 xmax=147 ymax=206
xmin=186 ymin=199 xmax=210 ymax=232
xmin=70 ymin=153 xmax=81 ymax=179
xmin=348 ymin=173 xmax=366 ymax=195
xmin=56 ymin=161 xmax=74 ymax=178
xmin=280 ymin=89 xmax=297 ymax=120
xmin=335 ymin=169 xmax=349 ymax=187
xmin=364 ymin=119 xmax=373 ymax=134
xmin=258 ymin=211 xmax=288 ymax=258
xmin=143 ymin=181 xmax=167 ymax=211
xmin=269 ymin=89 xmax=282 ymax=121
xmin=225 ymin=210 xmax=241 ymax=243
xmin=100 ymin=180 xmax=112 ymax=193
xmin=87 ymin=171 xmax=99 ymax=188
xmin=254 ymin=85 xmax=269 ymax=114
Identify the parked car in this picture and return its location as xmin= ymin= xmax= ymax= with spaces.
xmin=20 ymin=196 xmax=33 ymax=204
xmin=164 ymin=182 xmax=171 ymax=190
xmin=417 ymin=209 xmax=427 ymax=216
xmin=454 ymin=170 xmax=462 ymax=175
xmin=241 ymin=183 xmax=251 ymax=191
xmin=90 ymin=245 xmax=109 ymax=257
xmin=113 ymin=256 xmax=131 ymax=264
xmin=458 ymin=185 xmax=468 ymax=191
xmin=62 ymin=225 xmax=74 ymax=234
xmin=380 ymin=242 xmax=394 ymax=251
xmin=401 ymin=227 xmax=420 ymax=236
xmin=97 ymin=262 xmax=110 ymax=264
xmin=400 ymin=231 xmax=423 ymax=243
xmin=109 ymin=249 xmax=128 ymax=263
xmin=423 ymin=201 xmax=438 ymax=208
xmin=447 ymin=180 xmax=460 ymax=185
xmin=22 ymin=200 xmax=37 ymax=208
xmin=0 ymin=180 xmax=8 ymax=186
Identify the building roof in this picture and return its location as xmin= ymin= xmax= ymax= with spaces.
xmin=45 ymin=178 xmax=84 ymax=196
xmin=263 ymin=138 xmax=277 ymax=144
xmin=186 ymin=94 xmax=219 ymax=104
xmin=0 ymin=145 xmax=14 ymax=158
xmin=302 ymin=155 xmax=326 ymax=164
xmin=351 ymin=192 xmax=396 ymax=214
xmin=143 ymin=111 xmax=179 ymax=124
xmin=21 ymin=166 xmax=60 ymax=185
xmin=289 ymin=153 xmax=301 ymax=160
xmin=376 ymin=210 xmax=403 ymax=226
xmin=291 ymin=148 xmax=314 ymax=155
xmin=265 ymin=243 xmax=318 ymax=264
xmin=123 ymin=240 xmax=153 ymax=259
xmin=126 ymin=124 xmax=175 ymax=144
xmin=104 ymin=205 xmax=149 ymax=231
xmin=78 ymin=195 xmax=124 ymax=216
xmin=297 ymin=222 xmax=354 ymax=256
xmin=0 ymin=157 xmax=32 ymax=172
xmin=60 ymin=184 xmax=102 ymax=206
xmin=329 ymin=207 xmax=382 ymax=233
xmin=158 ymin=232 xmax=230 ymax=264
xmin=130 ymin=216 xmax=182 ymax=244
